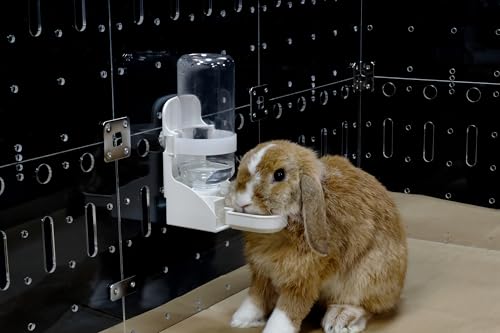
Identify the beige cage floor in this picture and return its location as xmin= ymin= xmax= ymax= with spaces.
xmin=161 ymin=238 xmax=500 ymax=333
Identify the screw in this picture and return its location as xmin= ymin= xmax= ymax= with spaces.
xmin=165 ymin=313 xmax=171 ymax=320
xmin=124 ymin=147 xmax=129 ymax=155
xmin=113 ymin=288 xmax=119 ymax=295
xmin=130 ymin=281 xmax=136 ymax=288
xmin=106 ymin=152 xmax=112 ymax=159
xmin=105 ymin=123 xmax=111 ymax=132
xmin=122 ymin=121 xmax=128 ymax=129
xmin=225 ymin=284 xmax=231 ymax=290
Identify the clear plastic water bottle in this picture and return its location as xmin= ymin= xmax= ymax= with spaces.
xmin=175 ymin=53 xmax=236 ymax=192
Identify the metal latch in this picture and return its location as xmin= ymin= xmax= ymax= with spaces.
xmin=109 ymin=275 xmax=137 ymax=301
xmin=351 ymin=61 xmax=375 ymax=92
xmin=249 ymin=85 xmax=271 ymax=122
xmin=103 ymin=117 xmax=131 ymax=163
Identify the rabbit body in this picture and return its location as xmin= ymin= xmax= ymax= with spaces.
xmin=229 ymin=140 xmax=408 ymax=333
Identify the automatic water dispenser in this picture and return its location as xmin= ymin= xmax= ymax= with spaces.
xmin=160 ymin=53 xmax=286 ymax=233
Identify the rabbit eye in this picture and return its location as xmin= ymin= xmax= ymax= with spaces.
xmin=273 ymin=168 xmax=286 ymax=182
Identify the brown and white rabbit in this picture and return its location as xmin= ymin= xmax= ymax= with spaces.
xmin=227 ymin=140 xmax=408 ymax=333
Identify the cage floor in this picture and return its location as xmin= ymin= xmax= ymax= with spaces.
xmin=161 ymin=237 xmax=500 ymax=333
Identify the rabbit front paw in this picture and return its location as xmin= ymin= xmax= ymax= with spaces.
xmin=230 ymin=296 xmax=266 ymax=328
xmin=262 ymin=308 xmax=297 ymax=333
xmin=321 ymin=304 xmax=369 ymax=333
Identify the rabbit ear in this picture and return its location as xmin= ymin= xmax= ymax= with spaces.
xmin=300 ymin=174 xmax=330 ymax=256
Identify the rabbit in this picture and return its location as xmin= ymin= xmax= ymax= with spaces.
xmin=227 ymin=140 xmax=408 ymax=333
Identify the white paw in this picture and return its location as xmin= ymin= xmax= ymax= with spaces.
xmin=322 ymin=305 xmax=369 ymax=333
xmin=230 ymin=296 xmax=266 ymax=328
xmin=262 ymin=309 xmax=297 ymax=333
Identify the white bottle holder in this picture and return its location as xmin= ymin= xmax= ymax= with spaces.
xmin=161 ymin=94 xmax=287 ymax=233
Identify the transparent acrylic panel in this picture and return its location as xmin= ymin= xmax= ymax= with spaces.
xmin=360 ymin=0 xmax=500 ymax=208
xmin=108 ymin=1 xmax=255 ymax=331
xmin=0 ymin=1 xmax=125 ymax=332
xmin=259 ymin=0 xmax=362 ymax=161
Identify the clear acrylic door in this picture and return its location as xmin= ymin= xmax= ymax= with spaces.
xmin=0 ymin=1 xmax=125 ymax=332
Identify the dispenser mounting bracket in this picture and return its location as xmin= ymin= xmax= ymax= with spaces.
xmin=103 ymin=117 xmax=131 ymax=163
xmin=109 ymin=275 xmax=137 ymax=301
xmin=249 ymin=85 xmax=271 ymax=122
xmin=351 ymin=61 xmax=375 ymax=93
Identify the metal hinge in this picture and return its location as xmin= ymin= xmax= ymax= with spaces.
xmin=109 ymin=275 xmax=137 ymax=301
xmin=351 ymin=61 xmax=375 ymax=93
xmin=103 ymin=117 xmax=131 ymax=163
xmin=249 ymin=84 xmax=271 ymax=122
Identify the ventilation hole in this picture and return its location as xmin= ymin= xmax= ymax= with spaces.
xmin=170 ymin=0 xmax=180 ymax=20
xmin=297 ymin=96 xmax=307 ymax=112
xmin=423 ymin=121 xmax=435 ymax=163
xmin=204 ymin=0 xmax=213 ymax=16
xmin=382 ymin=118 xmax=394 ymax=158
xmin=141 ymin=186 xmax=152 ymax=238
xmin=449 ymin=68 xmax=456 ymax=75
xmin=465 ymin=125 xmax=478 ymax=167
xmin=133 ymin=0 xmax=144 ymax=25
xmin=272 ymin=103 xmax=283 ymax=119
xmin=80 ymin=153 xmax=95 ymax=173
xmin=0 ymin=177 xmax=4 ymax=196
xmin=73 ymin=0 xmax=87 ymax=32
xmin=320 ymin=128 xmax=328 ymax=157
xmin=137 ymin=138 xmax=150 ymax=158
xmin=423 ymin=85 xmax=438 ymax=100
xmin=85 ymin=203 xmax=98 ymax=257
xmin=236 ymin=113 xmax=245 ymax=130
xmin=0 ymin=231 xmax=10 ymax=291
xmin=340 ymin=85 xmax=350 ymax=99
xmin=341 ymin=121 xmax=349 ymax=156
xmin=382 ymin=82 xmax=396 ymax=97
xmin=466 ymin=87 xmax=481 ymax=103
xmin=29 ymin=0 xmax=42 ymax=37
xmin=41 ymin=216 xmax=56 ymax=274
xmin=35 ymin=163 xmax=53 ymax=185
xmin=320 ymin=90 xmax=329 ymax=105
xmin=234 ymin=0 xmax=243 ymax=12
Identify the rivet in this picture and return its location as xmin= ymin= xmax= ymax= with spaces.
xmin=225 ymin=284 xmax=231 ymax=290
xmin=116 ymin=22 xmax=123 ymax=30
xmin=165 ymin=313 xmax=171 ymax=320
xmin=6 ymin=34 xmax=16 ymax=43
xmin=250 ymin=44 xmax=255 ymax=52
xmin=404 ymin=188 xmax=411 ymax=194
xmin=405 ymin=124 xmax=412 ymax=131
xmin=66 ymin=216 xmax=74 ymax=224
xmin=113 ymin=288 xmax=119 ymax=295
xmin=105 ymin=123 xmax=111 ymax=132
xmin=161 ymin=227 xmax=167 ymax=234
xmin=490 ymin=165 xmax=497 ymax=172
xmin=16 ymin=164 xmax=23 ymax=172
xmin=100 ymin=70 xmax=108 ymax=79
xmin=367 ymin=25 xmax=373 ymax=31
xmin=155 ymin=61 xmax=162 ymax=69
xmin=447 ymin=128 xmax=454 ymax=135
xmin=107 ymin=203 xmax=114 ymax=210
xmin=154 ymin=18 xmax=161 ymax=26
xmin=404 ymin=156 xmax=411 ymax=163
xmin=365 ymin=152 xmax=372 ymax=159
xmin=124 ymin=147 xmax=129 ymax=155
xmin=106 ymin=152 xmax=112 ymax=159
xmin=24 ymin=276 xmax=32 ymax=285
xmin=406 ymin=66 xmax=413 ymax=73
xmin=195 ymin=253 xmax=201 ymax=260
xmin=408 ymin=26 xmax=415 ymax=32
xmin=189 ymin=14 xmax=195 ymax=22
xmin=10 ymin=84 xmax=19 ymax=94
xmin=98 ymin=25 xmax=106 ymax=32
xmin=15 ymin=154 xmax=23 ymax=162
xmin=14 ymin=144 xmax=22 ymax=152
xmin=365 ymin=121 xmax=372 ymax=127
xmin=163 ymin=266 xmax=169 ymax=274
xmin=220 ymin=9 xmax=227 ymax=17
xmin=124 ymin=198 xmax=130 ymax=205
xmin=262 ymin=42 xmax=267 ymax=50
xmin=60 ymin=134 xmax=69 ymax=142
xmin=16 ymin=173 xmax=24 ymax=182
xmin=450 ymin=27 xmax=457 ymax=34
xmin=311 ymin=34 xmax=316 ymax=40
xmin=489 ymin=198 xmax=496 ymax=205
xmin=446 ymin=161 xmax=453 ymax=167
xmin=127 ymin=240 xmax=133 ymax=247
xmin=69 ymin=260 xmax=76 ymax=269
xmin=494 ymin=70 xmax=500 ymax=78
xmin=27 ymin=323 xmax=36 ymax=331
xmin=250 ymin=6 xmax=255 ymax=13
xmin=21 ymin=230 xmax=29 ymax=239
xmin=496 ymin=28 xmax=500 ymax=36
xmin=62 ymin=161 xmax=70 ymax=169
xmin=445 ymin=193 xmax=452 ymax=199
xmin=117 ymin=67 xmax=125 ymax=76
xmin=109 ymin=245 xmax=116 ymax=253
xmin=491 ymin=131 xmax=498 ymax=139
xmin=123 ymin=120 xmax=128 ymax=128
xmin=54 ymin=29 xmax=63 ymax=38
xmin=493 ymin=91 xmax=499 ymax=98
xmin=130 ymin=281 xmax=136 ymax=288
xmin=71 ymin=304 xmax=79 ymax=312
xmin=449 ymin=68 xmax=456 ymax=75
xmin=57 ymin=77 xmax=66 ymax=86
